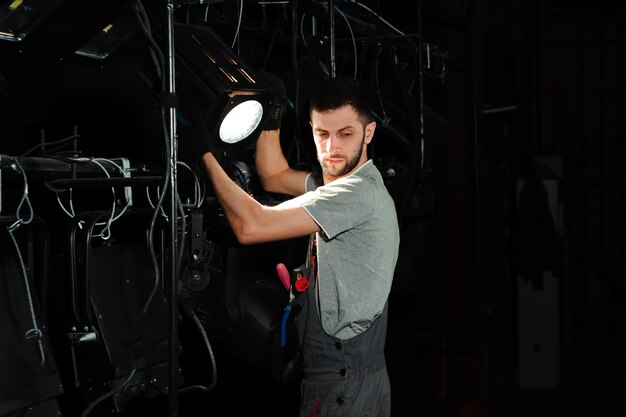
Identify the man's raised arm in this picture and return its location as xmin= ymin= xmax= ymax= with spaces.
xmin=255 ymin=129 xmax=309 ymax=196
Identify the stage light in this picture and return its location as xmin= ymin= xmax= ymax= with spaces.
xmin=206 ymin=89 xmax=271 ymax=149
xmin=74 ymin=6 xmax=139 ymax=60
xmin=174 ymin=23 xmax=274 ymax=149
xmin=0 ymin=0 xmax=66 ymax=42
xmin=219 ymin=97 xmax=264 ymax=144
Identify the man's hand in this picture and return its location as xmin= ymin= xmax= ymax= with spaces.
xmin=258 ymin=72 xmax=287 ymax=131
xmin=178 ymin=102 xmax=212 ymax=162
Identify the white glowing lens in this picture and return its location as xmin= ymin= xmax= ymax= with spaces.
xmin=218 ymin=100 xmax=264 ymax=144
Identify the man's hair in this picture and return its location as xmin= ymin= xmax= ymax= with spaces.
xmin=309 ymin=77 xmax=374 ymax=124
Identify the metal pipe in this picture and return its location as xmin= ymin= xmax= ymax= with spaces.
xmin=334 ymin=33 xmax=421 ymax=42
xmin=416 ymin=0 xmax=425 ymax=171
xmin=329 ymin=0 xmax=336 ymax=78
xmin=165 ymin=1 xmax=179 ymax=417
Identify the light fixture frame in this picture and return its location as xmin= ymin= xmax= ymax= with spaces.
xmin=0 ymin=0 xmax=66 ymax=42
xmin=174 ymin=22 xmax=273 ymax=150
xmin=208 ymin=89 xmax=272 ymax=148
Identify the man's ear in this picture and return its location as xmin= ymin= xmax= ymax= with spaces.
xmin=364 ymin=121 xmax=376 ymax=144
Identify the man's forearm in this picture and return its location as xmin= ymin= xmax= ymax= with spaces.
xmin=201 ymin=151 xmax=320 ymax=244
xmin=255 ymin=130 xmax=308 ymax=196
xmin=201 ymin=152 xmax=262 ymax=243
xmin=255 ymin=130 xmax=290 ymax=189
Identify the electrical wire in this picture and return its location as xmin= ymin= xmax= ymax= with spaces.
xmin=145 ymin=160 xmax=203 ymax=222
xmin=2 ymin=156 xmax=44 ymax=367
xmin=177 ymin=161 xmax=204 ymax=208
xmin=231 ymin=0 xmax=244 ymax=49
xmin=288 ymin=0 xmax=315 ymax=169
xmin=133 ymin=0 xmax=165 ymax=90
xmin=89 ymin=159 xmax=120 ymax=240
xmin=19 ymin=134 xmax=80 ymax=158
xmin=130 ymin=0 xmax=171 ymax=316
xmin=146 ymin=186 xmax=171 ymax=219
xmin=8 ymin=229 xmax=46 ymax=367
xmin=374 ymin=44 xmax=391 ymax=125
xmin=77 ymin=369 xmax=137 ymax=417
xmin=52 ymin=157 xmax=131 ymax=240
xmin=346 ymin=0 xmax=405 ymax=35
xmin=396 ymin=0 xmax=426 ymax=230
xmin=178 ymin=309 xmax=217 ymax=393
xmin=300 ymin=13 xmax=308 ymax=47
xmin=142 ymin=106 xmax=174 ymax=315
xmin=91 ymin=158 xmax=130 ymax=240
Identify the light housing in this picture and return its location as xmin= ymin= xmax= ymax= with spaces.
xmin=205 ymin=89 xmax=272 ymax=150
xmin=174 ymin=23 xmax=274 ymax=150
xmin=0 ymin=0 xmax=66 ymax=42
xmin=73 ymin=5 xmax=139 ymax=60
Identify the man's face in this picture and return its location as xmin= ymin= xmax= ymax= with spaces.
xmin=310 ymin=105 xmax=376 ymax=181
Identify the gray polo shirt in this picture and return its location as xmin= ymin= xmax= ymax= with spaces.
xmin=291 ymin=160 xmax=400 ymax=340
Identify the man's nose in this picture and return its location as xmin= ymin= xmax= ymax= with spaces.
xmin=326 ymin=135 xmax=340 ymax=152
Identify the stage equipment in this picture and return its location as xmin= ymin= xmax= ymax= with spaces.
xmin=0 ymin=215 xmax=64 ymax=417
xmin=174 ymin=23 xmax=274 ymax=150
xmin=66 ymin=208 xmax=181 ymax=413
xmin=0 ymin=0 xmax=65 ymax=42
xmin=179 ymin=222 xmax=303 ymax=384
xmin=74 ymin=4 xmax=140 ymax=60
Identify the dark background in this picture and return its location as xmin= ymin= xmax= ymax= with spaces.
xmin=1 ymin=1 xmax=625 ymax=416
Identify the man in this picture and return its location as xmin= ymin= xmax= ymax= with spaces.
xmin=184 ymin=76 xmax=399 ymax=417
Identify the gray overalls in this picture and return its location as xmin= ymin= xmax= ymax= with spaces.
xmin=294 ymin=237 xmax=391 ymax=417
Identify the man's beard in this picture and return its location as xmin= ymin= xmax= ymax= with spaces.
xmin=319 ymin=132 xmax=365 ymax=178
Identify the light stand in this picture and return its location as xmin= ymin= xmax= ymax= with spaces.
xmin=164 ymin=2 xmax=179 ymax=416
xmin=329 ymin=0 xmax=336 ymax=78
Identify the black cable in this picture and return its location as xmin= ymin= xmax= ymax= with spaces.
xmin=132 ymin=0 xmax=171 ymax=316
xmin=393 ymin=2 xmax=425 ymax=229
xmin=77 ymin=369 xmax=137 ymax=417
xmin=142 ymin=109 xmax=172 ymax=315
xmin=290 ymin=0 xmax=303 ymax=165
xmin=142 ymin=117 xmax=187 ymax=316
xmin=373 ymin=42 xmax=390 ymax=123
xmin=132 ymin=1 xmax=166 ymax=91
xmin=19 ymin=134 xmax=80 ymax=158
xmin=178 ymin=309 xmax=217 ymax=393
xmin=288 ymin=1 xmax=315 ymax=170
xmin=177 ymin=194 xmax=187 ymax=271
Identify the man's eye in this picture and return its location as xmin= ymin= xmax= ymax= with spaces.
xmin=340 ymin=131 xmax=353 ymax=138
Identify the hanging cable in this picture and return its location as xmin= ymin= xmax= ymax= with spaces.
xmin=397 ymin=0 xmax=425 ymax=229
xmin=178 ymin=309 xmax=217 ymax=393
xmin=77 ymin=369 xmax=137 ymax=417
xmin=142 ymin=108 xmax=172 ymax=315
xmin=300 ymin=13 xmax=308 ymax=47
xmin=374 ymin=43 xmax=391 ymax=125
xmin=3 ymin=156 xmax=44 ymax=366
xmin=289 ymin=0 xmax=301 ymax=163
xmin=346 ymin=0 xmax=405 ymax=35
xmin=132 ymin=0 xmax=172 ymax=317
xmin=231 ymin=0 xmax=244 ymax=49
xmin=151 ymin=161 xmax=204 ymax=210
xmin=19 ymin=134 xmax=80 ymax=158
xmin=52 ymin=157 xmax=131 ymax=240
xmin=133 ymin=0 xmax=164 ymax=85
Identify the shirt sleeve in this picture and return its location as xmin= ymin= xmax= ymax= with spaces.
xmin=305 ymin=171 xmax=323 ymax=192
xmin=300 ymin=176 xmax=374 ymax=240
